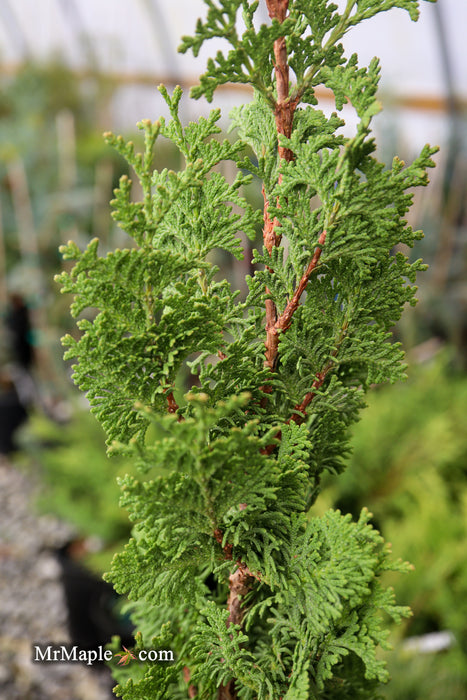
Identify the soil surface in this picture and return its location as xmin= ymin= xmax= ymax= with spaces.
xmin=0 ymin=456 xmax=115 ymax=699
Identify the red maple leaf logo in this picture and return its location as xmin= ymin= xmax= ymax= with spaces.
xmin=115 ymin=646 xmax=136 ymax=666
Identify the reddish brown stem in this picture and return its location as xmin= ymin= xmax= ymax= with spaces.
xmin=260 ymin=364 xmax=329 ymax=456
xmin=263 ymin=184 xmax=282 ymax=255
xmin=263 ymin=186 xmax=280 ymax=386
xmin=266 ymin=0 xmax=298 ymax=161
xmin=218 ymin=5 xmax=296 ymax=698
xmin=166 ymin=390 xmax=179 ymax=414
xmin=262 ymin=322 xmax=347 ymax=455
xmin=261 ymin=0 xmax=298 ymax=393
xmin=217 ymin=561 xmax=256 ymax=700
xmin=264 ymin=230 xmax=327 ymax=372
xmin=218 ymin=680 xmax=237 ymax=700
xmin=214 ymin=528 xmax=234 ymax=560
xmin=281 ymin=230 xmax=327 ymax=332
xmin=214 ymin=528 xmax=256 ymax=700
xmin=263 ymin=186 xmax=279 ymax=361
xmin=226 ymin=563 xmax=255 ymax=627
xmin=183 ymin=666 xmax=197 ymax=698
xmin=288 ymin=363 xmax=332 ymax=425
xmin=165 ymin=389 xmax=185 ymax=423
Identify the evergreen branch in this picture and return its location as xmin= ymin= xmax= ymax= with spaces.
xmin=262 ymin=315 xmax=347 ymax=456
xmin=218 ymin=680 xmax=237 ymax=700
xmin=58 ymin=2 xmax=436 ymax=697
xmin=227 ymin=563 xmax=255 ymax=627
xmin=262 ymin=184 xmax=282 ymax=255
xmin=282 ymin=230 xmax=327 ymax=330
xmin=261 ymin=1 xmax=299 ymax=406
xmin=265 ymin=230 xmax=327 ymax=372
xmin=265 ymin=0 xmax=299 ymax=161
xmin=218 ymin=562 xmax=257 ymax=699
xmin=214 ymin=527 xmax=234 ymax=560
xmin=165 ymin=389 xmax=180 ymax=417
xmin=261 ymin=0 xmax=295 ymax=344
xmin=262 ymin=185 xmax=281 ymax=390
xmin=288 ymin=316 xmax=349 ymax=425
xmin=183 ymin=666 xmax=197 ymax=698
xmin=288 ymin=353 xmax=336 ymax=425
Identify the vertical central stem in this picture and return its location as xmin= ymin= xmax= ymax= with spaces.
xmin=267 ymin=0 xmax=297 ymax=158
xmin=262 ymin=0 xmax=297 ymax=374
xmin=263 ymin=185 xmax=280 ymax=375
xmin=273 ymin=33 xmax=295 ymax=161
xmin=220 ymin=2 xmax=297 ymax=696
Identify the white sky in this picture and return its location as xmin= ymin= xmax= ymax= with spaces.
xmin=0 ymin=0 xmax=464 ymax=155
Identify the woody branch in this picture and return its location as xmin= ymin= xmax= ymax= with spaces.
xmin=264 ymin=230 xmax=327 ymax=372
xmin=220 ymin=4 xmax=302 ymax=695
xmin=262 ymin=0 xmax=298 ymax=383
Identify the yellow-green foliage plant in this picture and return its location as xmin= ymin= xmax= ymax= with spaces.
xmin=57 ymin=1 xmax=437 ymax=697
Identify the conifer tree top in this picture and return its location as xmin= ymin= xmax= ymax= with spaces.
xmin=57 ymin=1 xmax=437 ymax=697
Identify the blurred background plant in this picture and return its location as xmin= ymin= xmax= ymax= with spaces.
xmin=316 ymin=352 xmax=467 ymax=698
xmin=0 ymin=1 xmax=466 ymax=698
xmin=23 ymin=407 xmax=137 ymax=571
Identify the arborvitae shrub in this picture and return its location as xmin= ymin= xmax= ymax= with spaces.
xmin=56 ymin=1 xmax=437 ymax=697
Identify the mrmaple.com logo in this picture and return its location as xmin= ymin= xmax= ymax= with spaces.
xmin=32 ymin=643 xmax=174 ymax=666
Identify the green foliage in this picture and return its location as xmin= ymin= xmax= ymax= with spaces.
xmin=179 ymin=0 xmax=432 ymax=105
xmin=57 ymin=0 xmax=437 ymax=697
xmin=108 ymin=627 xmax=180 ymax=699
xmin=320 ymin=356 xmax=467 ymax=699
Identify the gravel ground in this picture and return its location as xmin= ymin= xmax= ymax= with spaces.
xmin=0 ymin=456 xmax=115 ymax=699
